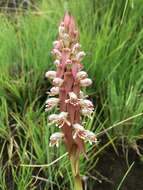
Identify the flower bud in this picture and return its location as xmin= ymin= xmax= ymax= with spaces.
xmin=80 ymin=78 xmax=92 ymax=87
xmin=72 ymin=43 xmax=81 ymax=54
xmin=48 ymin=87 xmax=60 ymax=96
xmin=76 ymin=51 xmax=86 ymax=61
xmin=59 ymin=23 xmax=65 ymax=37
xmin=52 ymin=49 xmax=62 ymax=59
xmin=53 ymin=40 xmax=59 ymax=47
xmin=53 ymin=77 xmax=63 ymax=87
xmin=63 ymin=33 xmax=70 ymax=47
xmin=76 ymin=71 xmax=88 ymax=80
xmin=66 ymin=59 xmax=72 ymax=65
xmin=69 ymin=92 xmax=78 ymax=99
xmin=53 ymin=40 xmax=62 ymax=50
xmin=45 ymin=71 xmax=57 ymax=79
xmin=54 ymin=59 xmax=60 ymax=65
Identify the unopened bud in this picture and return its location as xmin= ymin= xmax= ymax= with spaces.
xmin=53 ymin=77 xmax=63 ymax=87
xmin=66 ymin=59 xmax=72 ymax=64
xmin=54 ymin=59 xmax=60 ymax=65
xmin=76 ymin=71 xmax=88 ymax=80
xmin=45 ymin=71 xmax=57 ymax=79
xmin=52 ymin=49 xmax=62 ymax=59
xmin=48 ymin=87 xmax=60 ymax=96
xmin=76 ymin=51 xmax=86 ymax=61
xmin=59 ymin=23 xmax=65 ymax=37
xmin=80 ymin=78 xmax=92 ymax=87
xmin=72 ymin=43 xmax=81 ymax=54
xmin=53 ymin=41 xmax=59 ymax=47
xmin=63 ymin=33 xmax=70 ymax=47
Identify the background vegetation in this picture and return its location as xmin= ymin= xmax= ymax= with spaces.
xmin=0 ymin=0 xmax=143 ymax=189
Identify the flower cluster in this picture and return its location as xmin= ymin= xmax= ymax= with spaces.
xmin=45 ymin=12 xmax=97 ymax=153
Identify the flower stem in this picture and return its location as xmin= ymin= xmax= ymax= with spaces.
xmin=74 ymin=175 xmax=83 ymax=190
xmin=70 ymin=148 xmax=83 ymax=190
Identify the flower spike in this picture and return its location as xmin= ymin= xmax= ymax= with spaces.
xmin=45 ymin=12 xmax=97 ymax=190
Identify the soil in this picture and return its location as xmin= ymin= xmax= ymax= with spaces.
xmin=89 ymin=140 xmax=143 ymax=190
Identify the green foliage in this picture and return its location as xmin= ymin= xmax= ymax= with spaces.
xmin=0 ymin=0 xmax=143 ymax=189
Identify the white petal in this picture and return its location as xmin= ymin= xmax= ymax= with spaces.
xmin=80 ymin=78 xmax=92 ymax=87
xmin=45 ymin=71 xmax=57 ymax=79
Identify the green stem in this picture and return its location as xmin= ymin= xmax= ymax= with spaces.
xmin=70 ymin=150 xmax=83 ymax=190
xmin=74 ymin=175 xmax=83 ymax=190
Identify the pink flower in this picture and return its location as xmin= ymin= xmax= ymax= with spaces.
xmin=62 ymin=33 xmax=70 ymax=47
xmin=49 ymin=132 xmax=64 ymax=147
xmin=72 ymin=43 xmax=81 ymax=54
xmin=84 ymin=130 xmax=97 ymax=145
xmin=76 ymin=71 xmax=88 ymax=80
xmin=73 ymin=123 xmax=87 ymax=139
xmin=45 ymin=12 xmax=96 ymax=154
xmin=53 ymin=78 xmax=63 ymax=87
xmin=45 ymin=98 xmax=59 ymax=111
xmin=48 ymin=87 xmax=60 ymax=96
xmin=45 ymin=12 xmax=97 ymax=190
xmin=48 ymin=114 xmax=60 ymax=124
xmin=81 ymin=108 xmax=93 ymax=117
xmin=72 ymin=124 xmax=97 ymax=145
xmin=54 ymin=59 xmax=60 ymax=65
xmin=53 ymin=40 xmax=62 ymax=50
xmin=48 ymin=112 xmax=71 ymax=128
xmin=80 ymin=99 xmax=94 ymax=110
xmin=76 ymin=51 xmax=86 ymax=61
xmin=57 ymin=112 xmax=71 ymax=128
xmin=80 ymin=78 xmax=92 ymax=87
xmin=59 ymin=23 xmax=66 ymax=38
xmin=65 ymin=92 xmax=80 ymax=106
xmin=52 ymin=49 xmax=62 ymax=59
xmin=66 ymin=59 xmax=72 ymax=65
xmin=45 ymin=71 xmax=57 ymax=79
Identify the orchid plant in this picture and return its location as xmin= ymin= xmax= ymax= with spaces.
xmin=45 ymin=12 xmax=97 ymax=190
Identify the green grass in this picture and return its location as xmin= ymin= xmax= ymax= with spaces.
xmin=0 ymin=0 xmax=143 ymax=189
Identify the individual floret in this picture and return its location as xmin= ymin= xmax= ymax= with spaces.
xmin=49 ymin=132 xmax=64 ymax=147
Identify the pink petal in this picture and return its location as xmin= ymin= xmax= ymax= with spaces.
xmin=63 ymin=12 xmax=71 ymax=29
xmin=64 ymin=71 xmax=74 ymax=93
xmin=72 ymin=62 xmax=79 ymax=78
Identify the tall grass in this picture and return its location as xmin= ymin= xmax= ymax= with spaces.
xmin=0 ymin=0 xmax=143 ymax=189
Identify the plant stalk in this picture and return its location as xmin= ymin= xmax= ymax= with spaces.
xmin=70 ymin=149 xmax=83 ymax=190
